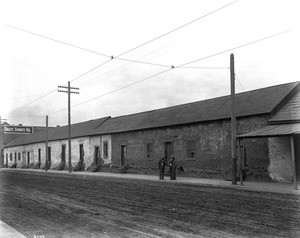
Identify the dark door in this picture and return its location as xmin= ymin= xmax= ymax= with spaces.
xmin=295 ymin=135 xmax=300 ymax=181
xmin=79 ymin=144 xmax=84 ymax=162
xmin=164 ymin=142 xmax=172 ymax=165
xmin=94 ymin=146 xmax=100 ymax=165
xmin=121 ymin=145 xmax=126 ymax=166
xmin=61 ymin=145 xmax=66 ymax=163
xmin=48 ymin=147 xmax=51 ymax=163
xmin=38 ymin=149 xmax=41 ymax=163
xmin=27 ymin=152 xmax=30 ymax=165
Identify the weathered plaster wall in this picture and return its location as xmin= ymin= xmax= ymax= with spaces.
xmin=111 ymin=115 xmax=270 ymax=179
xmin=268 ymin=137 xmax=293 ymax=182
xmin=4 ymin=135 xmax=112 ymax=169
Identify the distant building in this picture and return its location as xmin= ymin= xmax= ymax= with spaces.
xmin=0 ymin=123 xmax=52 ymax=167
xmin=3 ymin=81 xmax=300 ymax=182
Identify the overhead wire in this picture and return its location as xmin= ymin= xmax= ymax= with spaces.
xmin=49 ymin=29 xmax=291 ymax=113
xmin=7 ymin=25 xmax=171 ymax=69
xmin=115 ymin=0 xmax=239 ymax=58
xmin=5 ymin=0 xmax=239 ymax=117
xmin=47 ymin=68 xmax=173 ymax=117
xmin=176 ymin=30 xmax=291 ymax=68
xmin=236 ymin=77 xmax=246 ymax=92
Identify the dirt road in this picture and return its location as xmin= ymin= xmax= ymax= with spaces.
xmin=0 ymin=169 xmax=299 ymax=238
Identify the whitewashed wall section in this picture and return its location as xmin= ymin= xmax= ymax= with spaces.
xmin=4 ymin=134 xmax=112 ymax=169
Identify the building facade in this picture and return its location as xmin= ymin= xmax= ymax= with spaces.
xmin=3 ymin=82 xmax=300 ymax=182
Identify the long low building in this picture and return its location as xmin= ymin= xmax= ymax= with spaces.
xmin=3 ymin=81 xmax=300 ymax=182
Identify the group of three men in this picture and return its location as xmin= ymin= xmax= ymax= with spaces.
xmin=158 ymin=156 xmax=176 ymax=180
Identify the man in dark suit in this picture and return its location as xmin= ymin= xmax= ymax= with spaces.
xmin=158 ymin=157 xmax=166 ymax=180
xmin=169 ymin=156 xmax=177 ymax=180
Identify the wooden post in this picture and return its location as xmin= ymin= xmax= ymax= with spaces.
xmin=45 ymin=115 xmax=48 ymax=171
xmin=230 ymin=53 xmax=237 ymax=185
xmin=290 ymin=136 xmax=297 ymax=190
xmin=68 ymin=81 xmax=72 ymax=173
xmin=58 ymin=81 xmax=79 ymax=173
xmin=238 ymin=138 xmax=243 ymax=186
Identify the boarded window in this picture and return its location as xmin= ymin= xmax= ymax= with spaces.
xmin=187 ymin=140 xmax=195 ymax=158
xmin=146 ymin=143 xmax=154 ymax=158
xmin=103 ymin=141 xmax=108 ymax=158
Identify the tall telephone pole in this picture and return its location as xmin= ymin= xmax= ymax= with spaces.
xmin=0 ymin=116 xmax=7 ymax=167
xmin=58 ymin=81 xmax=79 ymax=173
xmin=230 ymin=53 xmax=237 ymax=185
xmin=45 ymin=115 xmax=49 ymax=171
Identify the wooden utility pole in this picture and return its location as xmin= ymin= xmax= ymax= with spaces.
xmin=0 ymin=116 xmax=7 ymax=167
xmin=230 ymin=53 xmax=237 ymax=185
xmin=58 ymin=81 xmax=79 ymax=173
xmin=45 ymin=115 xmax=49 ymax=171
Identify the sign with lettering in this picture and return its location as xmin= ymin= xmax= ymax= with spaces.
xmin=4 ymin=126 xmax=34 ymax=134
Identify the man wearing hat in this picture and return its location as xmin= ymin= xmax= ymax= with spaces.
xmin=169 ymin=155 xmax=177 ymax=180
xmin=158 ymin=157 xmax=166 ymax=180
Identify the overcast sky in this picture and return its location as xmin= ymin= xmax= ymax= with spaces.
xmin=0 ymin=0 xmax=299 ymax=127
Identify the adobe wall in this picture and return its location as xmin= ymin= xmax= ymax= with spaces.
xmin=268 ymin=137 xmax=293 ymax=182
xmin=111 ymin=115 xmax=270 ymax=180
xmin=4 ymin=135 xmax=112 ymax=169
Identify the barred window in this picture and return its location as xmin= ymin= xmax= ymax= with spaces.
xmin=103 ymin=141 xmax=108 ymax=158
xmin=187 ymin=140 xmax=195 ymax=158
xmin=146 ymin=143 xmax=154 ymax=158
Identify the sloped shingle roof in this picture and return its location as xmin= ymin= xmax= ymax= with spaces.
xmin=91 ymin=81 xmax=299 ymax=135
xmin=5 ymin=117 xmax=110 ymax=147
xmin=269 ymin=90 xmax=300 ymax=123
xmin=5 ymin=81 xmax=299 ymax=147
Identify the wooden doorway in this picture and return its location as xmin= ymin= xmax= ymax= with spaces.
xmin=27 ymin=152 xmax=30 ymax=165
xmin=94 ymin=146 xmax=100 ymax=165
xmin=47 ymin=147 xmax=51 ymax=163
xmin=121 ymin=145 xmax=126 ymax=166
xmin=61 ymin=145 xmax=66 ymax=163
xmin=79 ymin=144 xmax=84 ymax=162
xmin=38 ymin=149 xmax=41 ymax=163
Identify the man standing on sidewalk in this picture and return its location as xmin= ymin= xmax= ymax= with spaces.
xmin=158 ymin=157 xmax=166 ymax=180
xmin=170 ymin=156 xmax=177 ymax=180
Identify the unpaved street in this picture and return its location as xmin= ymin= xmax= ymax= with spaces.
xmin=0 ymin=169 xmax=299 ymax=238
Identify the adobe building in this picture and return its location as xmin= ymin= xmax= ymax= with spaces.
xmin=0 ymin=123 xmax=51 ymax=167
xmin=2 ymin=81 xmax=300 ymax=183
xmin=3 ymin=117 xmax=111 ymax=170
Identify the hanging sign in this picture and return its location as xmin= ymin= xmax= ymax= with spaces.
xmin=4 ymin=126 xmax=34 ymax=134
